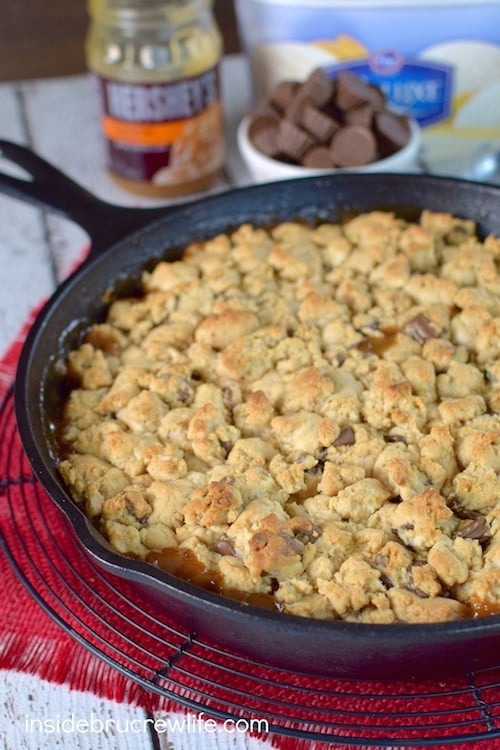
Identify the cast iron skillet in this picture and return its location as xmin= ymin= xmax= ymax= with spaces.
xmin=1 ymin=139 xmax=499 ymax=681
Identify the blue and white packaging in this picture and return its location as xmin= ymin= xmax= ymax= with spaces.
xmin=235 ymin=0 xmax=500 ymax=172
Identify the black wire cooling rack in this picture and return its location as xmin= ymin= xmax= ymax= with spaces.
xmin=1 ymin=385 xmax=499 ymax=748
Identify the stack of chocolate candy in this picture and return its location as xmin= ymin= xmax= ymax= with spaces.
xmin=248 ymin=68 xmax=412 ymax=169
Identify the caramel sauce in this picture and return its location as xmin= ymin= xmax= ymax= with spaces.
xmin=145 ymin=548 xmax=500 ymax=621
xmin=84 ymin=328 xmax=121 ymax=355
xmin=470 ymin=600 xmax=500 ymax=618
xmin=146 ymin=547 xmax=282 ymax=612
xmin=356 ymin=330 xmax=399 ymax=357
xmin=146 ymin=547 xmax=221 ymax=592
xmin=231 ymin=590 xmax=284 ymax=612
xmin=290 ymin=475 xmax=321 ymax=502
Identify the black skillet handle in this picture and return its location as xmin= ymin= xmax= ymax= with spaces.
xmin=0 ymin=139 xmax=173 ymax=258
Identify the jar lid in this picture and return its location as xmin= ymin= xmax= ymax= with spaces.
xmin=88 ymin=0 xmax=211 ymax=23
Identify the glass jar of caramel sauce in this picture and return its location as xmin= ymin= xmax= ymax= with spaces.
xmin=86 ymin=0 xmax=225 ymax=197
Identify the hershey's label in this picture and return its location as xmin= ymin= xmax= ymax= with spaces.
xmin=94 ymin=66 xmax=224 ymax=186
xmin=100 ymin=68 xmax=219 ymax=123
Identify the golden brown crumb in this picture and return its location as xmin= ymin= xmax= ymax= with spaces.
xmin=57 ymin=210 xmax=500 ymax=624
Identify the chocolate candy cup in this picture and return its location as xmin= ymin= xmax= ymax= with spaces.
xmin=301 ymin=104 xmax=340 ymax=143
xmin=277 ymin=119 xmax=314 ymax=161
xmin=245 ymin=67 xmax=416 ymax=173
xmin=344 ymin=103 xmax=374 ymax=128
xmin=284 ymin=94 xmax=311 ymax=125
xmin=375 ymin=111 xmax=411 ymax=156
xmin=248 ymin=115 xmax=281 ymax=158
xmin=336 ymin=70 xmax=385 ymax=111
xmin=300 ymin=67 xmax=335 ymax=108
xmin=269 ymin=80 xmax=299 ymax=112
xmin=301 ymin=146 xmax=336 ymax=169
xmin=330 ymin=125 xmax=377 ymax=168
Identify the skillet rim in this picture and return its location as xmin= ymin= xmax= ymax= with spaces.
xmin=12 ymin=172 xmax=500 ymax=662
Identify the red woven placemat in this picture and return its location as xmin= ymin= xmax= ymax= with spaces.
xmin=1 ymin=309 xmax=499 ymax=750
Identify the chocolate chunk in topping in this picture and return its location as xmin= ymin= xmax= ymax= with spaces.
xmin=300 ymin=67 xmax=335 ymax=108
xmin=456 ymin=516 xmax=491 ymax=544
xmin=288 ymin=516 xmax=322 ymax=543
xmin=444 ymin=225 xmax=473 ymax=246
xmin=407 ymin=564 xmax=430 ymax=599
xmin=250 ymin=527 xmax=304 ymax=557
xmin=333 ymin=425 xmax=356 ymax=447
xmin=277 ymin=119 xmax=315 ymax=161
xmin=374 ymin=111 xmax=411 ymax=157
xmin=219 ymin=439 xmax=234 ymax=458
xmin=330 ymin=125 xmax=377 ymax=167
xmin=215 ymin=538 xmax=237 ymax=556
xmin=222 ymin=386 xmax=236 ymax=409
xmin=380 ymin=572 xmax=394 ymax=590
xmin=404 ymin=313 xmax=439 ymax=343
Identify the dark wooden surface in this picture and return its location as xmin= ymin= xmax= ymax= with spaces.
xmin=0 ymin=0 xmax=241 ymax=82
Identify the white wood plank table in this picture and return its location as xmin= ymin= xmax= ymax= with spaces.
xmin=0 ymin=54 xmax=254 ymax=358
xmin=0 ymin=54 xmax=273 ymax=750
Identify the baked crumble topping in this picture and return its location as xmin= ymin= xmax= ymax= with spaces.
xmin=58 ymin=210 xmax=500 ymax=623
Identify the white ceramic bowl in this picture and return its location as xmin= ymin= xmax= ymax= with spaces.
xmin=237 ymin=115 xmax=422 ymax=183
